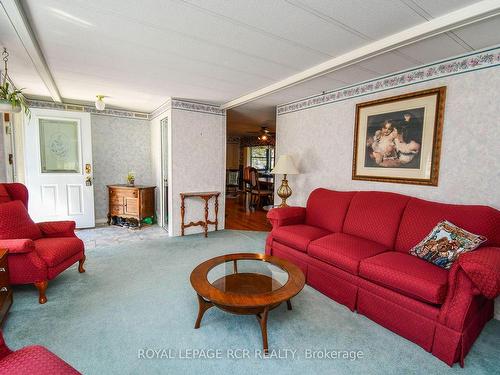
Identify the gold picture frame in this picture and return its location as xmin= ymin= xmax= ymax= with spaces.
xmin=352 ymin=87 xmax=446 ymax=186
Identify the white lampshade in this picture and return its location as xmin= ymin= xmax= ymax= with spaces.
xmin=271 ymin=155 xmax=299 ymax=175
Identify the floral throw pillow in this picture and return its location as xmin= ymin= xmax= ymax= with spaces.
xmin=410 ymin=220 xmax=486 ymax=269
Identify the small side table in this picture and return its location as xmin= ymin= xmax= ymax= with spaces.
xmin=0 ymin=249 xmax=13 ymax=327
xmin=180 ymin=192 xmax=220 ymax=237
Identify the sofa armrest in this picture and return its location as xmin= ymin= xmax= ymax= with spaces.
xmin=37 ymin=221 xmax=76 ymax=238
xmin=0 ymin=239 xmax=35 ymax=254
xmin=266 ymin=206 xmax=306 ymax=229
xmin=439 ymin=246 xmax=500 ymax=331
xmin=457 ymin=247 xmax=500 ymax=299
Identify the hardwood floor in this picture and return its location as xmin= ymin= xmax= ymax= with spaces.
xmin=225 ymin=193 xmax=272 ymax=232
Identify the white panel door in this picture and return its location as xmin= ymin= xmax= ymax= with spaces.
xmin=24 ymin=108 xmax=95 ymax=228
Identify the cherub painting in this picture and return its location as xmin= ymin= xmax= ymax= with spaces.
xmin=353 ymin=87 xmax=446 ymax=186
xmin=364 ymin=108 xmax=424 ymax=168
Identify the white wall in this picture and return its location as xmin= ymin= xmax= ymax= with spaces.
xmin=91 ymin=114 xmax=154 ymax=222
xmin=169 ymin=108 xmax=226 ymax=236
xmin=149 ymin=100 xmax=226 ymax=236
xmin=276 ymin=63 xmax=500 ymax=319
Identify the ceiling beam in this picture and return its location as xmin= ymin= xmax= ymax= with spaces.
xmin=221 ymin=0 xmax=500 ymax=109
xmin=1 ymin=0 xmax=62 ymax=102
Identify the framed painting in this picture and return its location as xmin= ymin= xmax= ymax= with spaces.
xmin=352 ymin=87 xmax=446 ymax=186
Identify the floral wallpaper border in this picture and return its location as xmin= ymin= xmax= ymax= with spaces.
xmin=26 ymin=99 xmax=150 ymax=120
xmin=171 ymin=99 xmax=225 ymax=116
xmin=277 ymin=46 xmax=500 ymax=116
xmin=28 ymin=97 xmax=225 ymax=120
xmin=150 ymin=98 xmax=226 ymax=120
xmin=149 ymin=99 xmax=172 ymax=120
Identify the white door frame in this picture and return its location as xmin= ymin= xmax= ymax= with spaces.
xmin=160 ymin=116 xmax=169 ymax=231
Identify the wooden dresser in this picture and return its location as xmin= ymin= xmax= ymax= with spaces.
xmin=0 ymin=249 xmax=12 ymax=326
xmin=107 ymin=185 xmax=156 ymax=228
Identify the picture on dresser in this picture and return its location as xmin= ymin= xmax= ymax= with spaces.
xmin=352 ymin=87 xmax=446 ymax=186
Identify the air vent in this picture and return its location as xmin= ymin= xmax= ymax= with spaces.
xmin=65 ymin=104 xmax=84 ymax=112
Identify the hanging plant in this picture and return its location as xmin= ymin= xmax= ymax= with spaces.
xmin=0 ymin=48 xmax=31 ymax=117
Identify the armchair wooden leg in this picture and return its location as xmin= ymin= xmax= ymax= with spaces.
xmin=34 ymin=280 xmax=48 ymax=304
xmin=78 ymin=255 xmax=86 ymax=273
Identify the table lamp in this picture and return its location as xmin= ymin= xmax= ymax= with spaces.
xmin=271 ymin=155 xmax=299 ymax=207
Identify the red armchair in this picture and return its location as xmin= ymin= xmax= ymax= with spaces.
xmin=0 ymin=330 xmax=80 ymax=374
xmin=0 ymin=183 xmax=86 ymax=304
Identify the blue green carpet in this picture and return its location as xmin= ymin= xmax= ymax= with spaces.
xmin=3 ymin=230 xmax=500 ymax=374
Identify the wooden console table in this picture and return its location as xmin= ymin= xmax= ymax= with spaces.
xmin=180 ymin=191 xmax=220 ymax=237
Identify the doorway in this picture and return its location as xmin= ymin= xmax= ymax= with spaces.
xmin=1 ymin=113 xmax=15 ymax=182
xmin=224 ymin=118 xmax=275 ymax=232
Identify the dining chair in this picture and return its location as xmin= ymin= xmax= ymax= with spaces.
xmin=249 ymin=168 xmax=273 ymax=209
xmin=226 ymin=169 xmax=239 ymax=196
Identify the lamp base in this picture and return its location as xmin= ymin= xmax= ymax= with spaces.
xmin=277 ymin=174 xmax=292 ymax=208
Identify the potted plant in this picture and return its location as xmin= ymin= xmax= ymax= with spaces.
xmin=0 ymin=80 xmax=30 ymax=116
xmin=127 ymin=171 xmax=135 ymax=186
xmin=0 ymin=48 xmax=30 ymax=117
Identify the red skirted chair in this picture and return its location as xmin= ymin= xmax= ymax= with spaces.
xmin=0 ymin=183 xmax=86 ymax=304
xmin=0 ymin=330 xmax=80 ymax=374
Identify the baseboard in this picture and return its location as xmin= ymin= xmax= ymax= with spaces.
xmin=95 ymin=218 xmax=108 ymax=224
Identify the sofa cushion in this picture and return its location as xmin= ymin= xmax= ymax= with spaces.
xmin=359 ymin=252 xmax=449 ymax=304
xmin=395 ymin=197 xmax=500 ymax=252
xmin=34 ymin=237 xmax=84 ymax=267
xmin=305 ymin=189 xmax=355 ymax=233
xmin=410 ymin=220 xmax=486 ymax=269
xmin=343 ymin=191 xmax=410 ymax=248
xmin=0 ymin=200 xmax=42 ymax=240
xmin=308 ymin=233 xmax=388 ymax=275
xmin=272 ymin=224 xmax=330 ymax=253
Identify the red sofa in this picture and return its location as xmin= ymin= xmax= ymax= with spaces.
xmin=0 ymin=330 xmax=80 ymax=374
xmin=266 ymin=188 xmax=500 ymax=367
xmin=0 ymin=183 xmax=86 ymax=304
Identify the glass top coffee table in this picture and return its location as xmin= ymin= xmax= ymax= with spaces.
xmin=190 ymin=253 xmax=305 ymax=351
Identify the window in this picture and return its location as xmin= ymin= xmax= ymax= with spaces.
xmin=250 ymin=146 xmax=274 ymax=172
xmin=39 ymin=118 xmax=81 ymax=173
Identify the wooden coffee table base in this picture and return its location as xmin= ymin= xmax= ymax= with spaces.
xmin=194 ymin=293 xmax=292 ymax=352
xmin=190 ymin=253 xmax=305 ymax=353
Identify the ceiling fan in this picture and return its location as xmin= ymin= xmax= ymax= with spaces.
xmin=247 ymin=126 xmax=275 ymax=143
